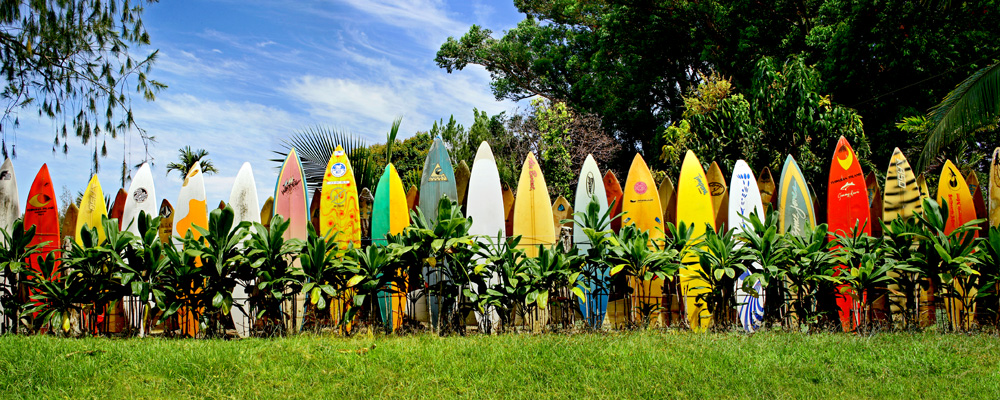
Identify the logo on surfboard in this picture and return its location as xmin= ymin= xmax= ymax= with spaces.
xmin=331 ymin=162 xmax=347 ymax=178
xmin=429 ymin=163 xmax=448 ymax=182
xmin=28 ymin=193 xmax=51 ymax=208
xmin=133 ymin=188 xmax=148 ymax=203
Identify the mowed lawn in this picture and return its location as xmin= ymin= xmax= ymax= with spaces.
xmin=0 ymin=331 xmax=998 ymax=399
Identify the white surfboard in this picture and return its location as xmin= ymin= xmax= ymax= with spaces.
xmin=172 ymin=165 xmax=208 ymax=245
xmin=228 ymin=162 xmax=260 ymax=338
xmin=121 ymin=162 xmax=157 ymax=334
xmin=573 ymin=155 xmax=610 ymax=329
xmin=466 ymin=142 xmax=505 ymax=333
xmin=728 ymin=160 xmax=766 ymax=332
xmin=0 ymin=158 xmax=17 ymax=331
xmin=122 ymin=163 xmax=158 ymax=235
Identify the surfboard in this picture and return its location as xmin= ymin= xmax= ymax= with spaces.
xmin=218 ymin=200 xmax=226 ymax=210
xmin=677 ymin=151 xmax=715 ymax=332
xmin=122 ymin=163 xmax=157 ymax=236
xmin=260 ymin=197 xmax=273 ymax=228
xmin=418 ymin=138 xmax=458 ymax=330
xmin=108 ymin=189 xmax=125 ymax=230
xmin=758 ymin=167 xmax=777 ymax=212
xmin=359 ymin=188 xmax=374 ymax=241
xmin=865 ymin=172 xmax=878 ymax=206
xmin=419 ymin=138 xmax=458 ymax=223
xmin=869 ymin=181 xmax=884 ymax=237
xmin=827 ymin=136 xmax=870 ymax=332
xmin=61 ymin=204 xmax=78 ymax=243
xmin=658 ymin=176 xmax=674 ymax=224
xmin=729 ymin=160 xmax=766 ymax=332
xmin=455 ymin=160 xmax=471 ymax=207
xmin=158 ymin=200 xmax=173 ymax=244
xmin=372 ymin=163 xmax=410 ymax=332
xmin=502 ymin=184 xmax=515 ymax=236
xmin=76 ymin=175 xmax=108 ymax=245
xmin=514 ymin=152 xmax=556 ymax=330
xmin=309 ymin=186 xmax=320 ymax=234
xmin=320 ymin=145 xmax=361 ymax=245
xmin=883 ymin=148 xmax=922 ymax=222
xmin=966 ymin=172 xmax=989 ymax=234
xmin=122 ymin=163 xmax=157 ymax=333
xmin=405 ymin=185 xmax=419 ymax=214
xmin=882 ymin=148 xmax=922 ymax=318
xmin=24 ymin=165 xmax=60 ymax=320
xmin=778 ymin=155 xmax=816 ymax=237
xmin=573 ymin=155 xmax=610 ymax=330
xmin=0 ymin=159 xmax=13 ymax=331
xmin=0 ymin=159 xmax=18 ymax=234
xmin=275 ymin=149 xmax=309 ymax=332
xmin=229 ymin=162 xmax=261 ymax=338
xmin=707 ymin=161 xmax=728 ymax=230
xmin=937 ymin=160 xmax=979 ymax=329
xmin=991 ymin=148 xmax=1000 ymax=227
xmin=603 ymin=171 xmax=624 ymax=233
xmin=622 ymin=153 xmax=665 ymax=325
xmin=173 ymin=164 xmax=207 ymax=337
xmin=466 ymin=142 xmax=505 ymax=333
xmin=552 ymin=195 xmax=573 ymax=237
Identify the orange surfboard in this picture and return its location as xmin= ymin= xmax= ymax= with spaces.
xmin=827 ymin=136 xmax=870 ymax=332
xmin=603 ymin=171 xmax=624 ymax=233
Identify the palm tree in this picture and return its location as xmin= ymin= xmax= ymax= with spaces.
xmin=166 ymin=146 xmax=218 ymax=177
xmin=917 ymin=61 xmax=1000 ymax=171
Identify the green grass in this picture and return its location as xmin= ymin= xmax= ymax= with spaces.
xmin=0 ymin=332 xmax=998 ymax=399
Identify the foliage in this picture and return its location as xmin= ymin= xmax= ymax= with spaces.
xmin=0 ymin=0 xmax=165 ymax=167
xmin=242 ymin=215 xmax=303 ymax=335
xmin=533 ymin=99 xmax=574 ymax=200
xmin=915 ymin=62 xmax=1000 ymax=171
xmin=165 ymin=146 xmax=218 ymax=177
xmin=609 ymin=224 xmax=685 ymax=327
xmin=661 ymin=58 xmax=869 ymax=185
xmin=367 ymin=130 xmax=433 ymax=189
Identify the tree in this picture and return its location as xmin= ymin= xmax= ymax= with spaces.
xmin=0 ymin=0 xmax=165 ymax=168
xmin=437 ymin=1 xmax=1000 ymax=170
xmin=166 ymin=146 xmax=218 ymax=178
xmin=915 ymin=62 xmax=1000 ymax=172
xmin=661 ymin=57 xmax=869 ymax=199
xmin=533 ymin=99 xmax=573 ymax=200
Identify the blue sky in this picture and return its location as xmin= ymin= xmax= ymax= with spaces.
xmin=10 ymin=0 xmax=523 ymax=210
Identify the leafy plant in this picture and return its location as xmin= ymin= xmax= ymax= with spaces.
xmin=243 ymin=215 xmax=304 ymax=336
xmin=610 ymin=224 xmax=683 ymax=328
xmin=0 ymin=219 xmax=45 ymax=332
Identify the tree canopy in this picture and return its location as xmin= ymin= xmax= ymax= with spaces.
xmin=437 ymin=0 xmax=1000 ymax=172
xmin=0 ymin=0 xmax=164 ymax=167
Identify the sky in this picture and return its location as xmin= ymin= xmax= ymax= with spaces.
xmin=8 ymin=0 xmax=524 ymax=211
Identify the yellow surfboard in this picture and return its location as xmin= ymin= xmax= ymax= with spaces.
xmin=658 ymin=176 xmax=674 ymax=223
xmin=883 ymin=148 xmax=923 ymax=222
xmin=551 ymin=195 xmax=573 ymax=237
xmin=76 ymin=174 xmax=108 ymax=244
xmin=320 ymin=145 xmax=362 ymax=246
xmin=676 ymin=151 xmax=715 ymax=332
xmin=937 ymin=160 xmax=979 ymax=330
xmin=320 ymin=145 xmax=361 ymax=331
xmin=707 ymin=161 xmax=728 ymax=230
xmin=513 ymin=153 xmax=556 ymax=258
xmin=372 ymin=163 xmax=410 ymax=331
xmin=622 ymin=153 xmax=665 ymax=325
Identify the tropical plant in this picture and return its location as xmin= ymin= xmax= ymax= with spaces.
xmin=165 ymin=146 xmax=218 ymax=177
xmin=277 ymin=126 xmax=376 ymax=193
xmin=834 ymin=223 xmax=915 ymax=333
xmin=344 ymin=243 xmax=407 ymax=332
xmin=975 ymin=227 xmax=1000 ymax=326
xmin=568 ymin=195 xmax=620 ymax=330
xmin=910 ymin=199 xmax=983 ymax=332
xmin=399 ymin=197 xmax=478 ymax=333
xmin=180 ymin=206 xmax=250 ymax=337
xmin=243 ymin=215 xmax=304 ymax=336
xmin=609 ymin=224 xmax=684 ymax=328
xmin=119 ymin=210 xmax=168 ymax=337
xmin=468 ymin=234 xmax=530 ymax=333
xmin=692 ymin=226 xmax=748 ymax=331
xmin=881 ymin=215 xmax=928 ymax=329
xmin=917 ymin=62 xmax=1000 ymax=171
xmin=296 ymin=224 xmax=350 ymax=333
xmin=0 ymin=219 xmax=45 ymax=332
xmin=735 ymin=211 xmax=789 ymax=326
xmin=519 ymin=245 xmax=584 ymax=331
xmin=780 ymin=223 xmax=842 ymax=331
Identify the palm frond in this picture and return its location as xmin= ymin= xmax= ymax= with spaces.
xmin=386 ymin=116 xmax=402 ymax=165
xmin=918 ymin=61 xmax=1000 ymax=171
xmin=275 ymin=126 xmax=375 ymax=192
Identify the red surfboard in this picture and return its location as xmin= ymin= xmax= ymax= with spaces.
xmin=24 ymin=164 xmax=61 ymax=315
xmin=827 ymin=136 xmax=870 ymax=332
xmin=110 ymin=188 xmax=127 ymax=230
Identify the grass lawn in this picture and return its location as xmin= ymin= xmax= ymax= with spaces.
xmin=0 ymin=331 xmax=998 ymax=399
